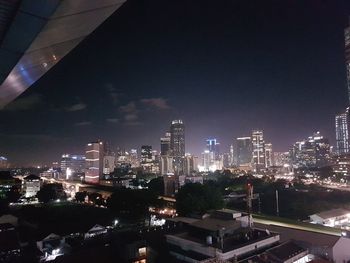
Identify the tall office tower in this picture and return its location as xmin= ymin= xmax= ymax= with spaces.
xmin=265 ymin=143 xmax=273 ymax=168
xmin=129 ymin=149 xmax=139 ymax=167
xmin=206 ymin=138 xmax=220 ymax=159
xmin=336 ymin=108 xmax=350 ymax=155
xmin=0 ymin=156 xmax=8 ymax=169
xmin=201 ymin=150 xmax=212 ymax=171
xmin=103 ymin=155 xmax=116 ymax=175
xmin=170 ymin=120 xmax=185 ymax=174
xmin=160 ymin=156 xmax=174 ymax=175
xmin=291 ymin=132 xmax=331 ymax=168
xmin=60 ymin=154 xmax=86 ymax=179
xmin=273 ymin=152 xmax=291 ymax=166
xmin=141 ymin=145 xmax=153 ymax=172
xmin=251 ymin=130 xmax=265 ymax=172
xmin=229 ymin=144 xmax=235 ymax=166
xmin=184 ymin=154 xmax=198 ymax=175
xmin=161 ymin=132 xmax=171 ymax=156
xmin=236 ymin=137 xmax=252 ymax=166
xmin=345 ymin=19 xmax=350 ymax=102
xmin=85 ymin=141 xmax=104 ymax=184
xmin=223 ymin=153 xmax=231 ymax=168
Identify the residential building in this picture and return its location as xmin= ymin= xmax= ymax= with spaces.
xmin=37 ymin=233 xmax=70 ymax=262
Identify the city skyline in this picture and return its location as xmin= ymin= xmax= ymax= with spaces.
xmin=1 ymin=1 xmax=350 ymax=165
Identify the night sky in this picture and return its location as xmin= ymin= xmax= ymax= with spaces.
xmin=1 ymin=0 xmax=350 ymax=166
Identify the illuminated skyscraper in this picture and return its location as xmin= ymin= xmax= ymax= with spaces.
xmin=85 ymin=141 xmax=104 ymax=184
xmin=170 ymin=120 xmax=185 ymax=174
xmin=160 ymin=132 xmax=171 ymax=156
xmin=265 ymin=143 xmax=273 ymax=168
xmin=60 ymin=154 xmax=85 ymax=179
xmin=336 ymin=108 xmax=350 ymax=155
xmin=251 ymin=130 xmax=265 ymax=172
xmin=291 ymin=132 xmax=330 ymax=168
xmin=206 ymin=138 xmax=220 ymax=159
xmin=236 ymin=137 xmax=252 ymax=166
xmin=345 ymin=18 xmax=350 ymax=102
xmin=141 ymin=145 xmax=153 ymax=172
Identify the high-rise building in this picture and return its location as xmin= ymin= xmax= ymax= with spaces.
xmin=336 ymin=108 xmax=350 ymax=155
xmin=141 ymin=145 xmax=153 ymax=172
xmin=265 ymin=143 xmax=273 ymax=168
xmin=129 ymin=149 xmax=139 ymax=167
xmin=229 ymin=144 xmax=235 ymax=166
xmin=160 ymin=132 xmax=171 ymax=156
xmin=103 ymin=155 xmax=116 ymax=175
xmin=85 ymin=141 xmax=104 ymax=184
xmin=252 ymin=130 xmax=265 ymax=172
xmin=60 ymin=154 xmax=86 ymax=179
xmin=236 ymin=137 xmax=252 ymax=166
xmin=345 ymin=18 xmax=350 ymax=102
xmin=0 ymin=156 xmax=8 ymax=169
xmin=170 ymin=120 xmax=185 ymax=174
xmin=291 ymin=132 xmax=330 ymax=168
xmin=160 ymin=156 xmax=174 ymax=175
xmin=184 ymin=154 xmax=198 ymax=175
xmin=273 ymin=152 xmax=291 ymax=167
xmin=206 ymin=138 xmax=220 ymax=159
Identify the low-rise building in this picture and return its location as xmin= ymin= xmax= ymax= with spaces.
xmin=309 ymin=208 xmax=350 ymax=228
xmin=84 ymin=224 xmax=107 ymax=239
xmin=166 ymin=209 xmax=280 ymax=262
xmin=37 ymin=233 xmax=70 ymax=262
xmin=23 ymin=174 xmax=41 ymax=198
xmin=0 ymin=223 xmax=20 ymax=262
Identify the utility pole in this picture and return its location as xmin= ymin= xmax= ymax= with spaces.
xmin=247 ymin=183 xmax=253 ymax=227
xmin=275 ymin=190 xmax=279 ymax=216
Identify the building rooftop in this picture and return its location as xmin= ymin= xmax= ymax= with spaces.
xmin=190 ymin=217 xmax=242 ymax=232
xmin=266 ymin=241 xmax=306 ymax=261
xmin=24 ymin=174 xmax=40 ymax=181
xmin=254 ymin=223 xmax=340 ymax=247
xmin=173 ymin=228 xmax=278 ymax=253
xmin=311 ymin=208 xmax=350 ymax=220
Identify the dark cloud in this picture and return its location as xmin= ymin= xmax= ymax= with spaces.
xmin=105 ymin=83 xmax=121 ymax=104
xmin=65 ymin=103 xmax=87 ymax=112
xmin=140 ymin=97 xmax=171 ymax=110
xmin=106 ymin=118 xmax=119 ymax=123
xmin=74 ymin=121 xmax=92 ymax=126
xmin=3 ymin=94 xmax=43 ymax=111
xmin=119 ymin=101 xmax=137 ymax=113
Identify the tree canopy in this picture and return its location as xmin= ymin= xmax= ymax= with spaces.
xmin=176 ymin=183 xmax=223 ymax=216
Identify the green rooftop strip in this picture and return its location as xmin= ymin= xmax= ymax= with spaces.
xmin=253 ymin=213 xmax=342 ymax=236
